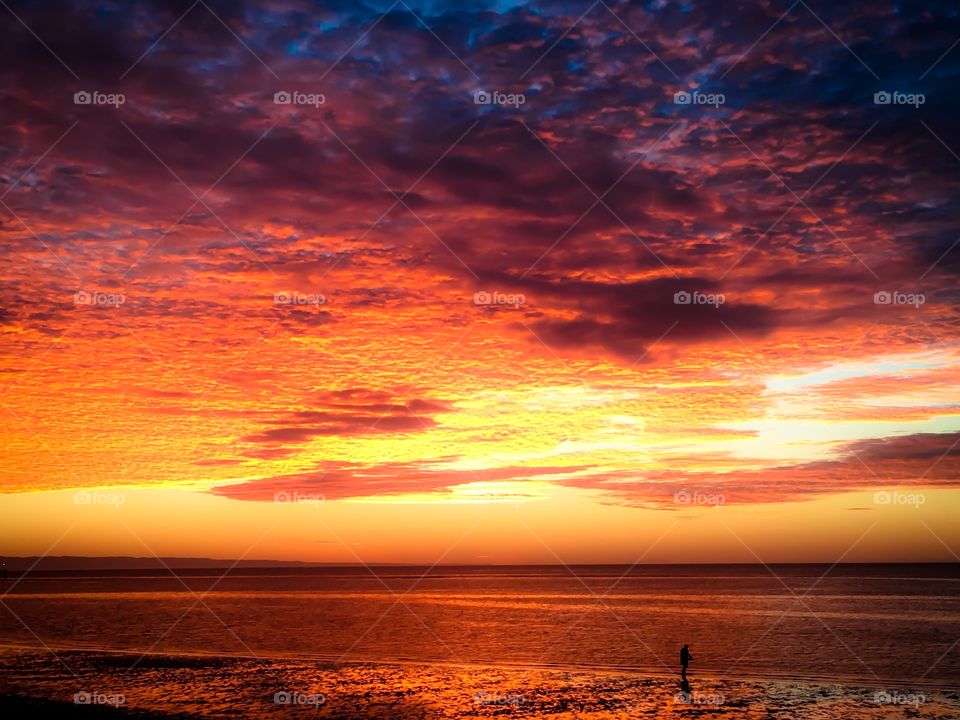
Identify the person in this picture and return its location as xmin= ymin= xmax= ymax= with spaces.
xmin=680 ymin=644 xmax=692 ymax=680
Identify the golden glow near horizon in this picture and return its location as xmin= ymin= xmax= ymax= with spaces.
xmin=0 ymin=485 xmax=957 ymax=565
xmin=3 ymin=296 xmax=959 ymax=562
xmin=2 ymin=314 xmax=958 ymax=563
xmin=2 ymin=276 xmax=960 ymax=563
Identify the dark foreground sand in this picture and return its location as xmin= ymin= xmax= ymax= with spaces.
xmin=1 ymin=647 xmax=957 ymax=719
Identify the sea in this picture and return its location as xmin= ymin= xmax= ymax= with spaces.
xmin=1 ymin=563 xmax=956 ymax=688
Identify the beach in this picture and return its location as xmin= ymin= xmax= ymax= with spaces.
xmin=1 ymin=646 xmax=957 ymax=719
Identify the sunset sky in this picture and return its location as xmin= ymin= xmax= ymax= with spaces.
xmin=1 ymin=0 xmax=958 ymax=564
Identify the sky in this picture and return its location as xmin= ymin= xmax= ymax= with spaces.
xmin=1 ymin=0 xmax=959 ymax=564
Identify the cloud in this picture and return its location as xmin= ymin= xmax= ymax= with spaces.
xmin=1 ymin=0 xmax=958 ymax=507
xmin=212 ymin=459 xmax=589 ymax=501
xmin=239 ymin=390 xmax=454 ymax=444
xmin=556 ymin=432 xmax=960 ymax=506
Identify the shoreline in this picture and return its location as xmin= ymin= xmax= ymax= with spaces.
xmin=0 ymin=641 xmax=952 ymax=691
xmin=1 ymin=646 xmax=957 ymax=719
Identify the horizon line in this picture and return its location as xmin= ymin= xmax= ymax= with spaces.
xmin=3 ymin=556 xmax=959 ymax=568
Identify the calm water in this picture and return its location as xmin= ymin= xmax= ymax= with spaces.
xmin=1 ymin=564 xmax=957 ymax=687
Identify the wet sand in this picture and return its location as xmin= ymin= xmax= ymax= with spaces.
xmin=1 ymin=646 xmax=957 ymax=719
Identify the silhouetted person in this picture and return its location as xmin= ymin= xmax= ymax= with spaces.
xmin=680 ymin=644 xmax=692 ymax=680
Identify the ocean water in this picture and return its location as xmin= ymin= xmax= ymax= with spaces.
xmin=1 ymin=564 xmax=957 ymax=687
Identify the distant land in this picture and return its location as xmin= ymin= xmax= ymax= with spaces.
xmin=0 ymin=556 xmax=324 ymax=572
